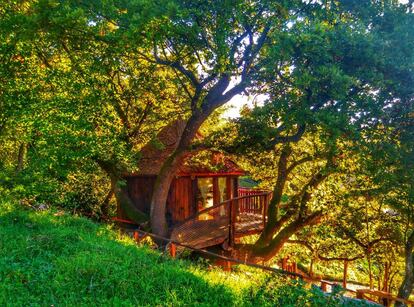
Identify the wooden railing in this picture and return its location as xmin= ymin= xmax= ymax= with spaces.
xmin=171 ymin=191 xmax=272 ymax=248
xmin=238 ymin=188 xmax=271 ymax=216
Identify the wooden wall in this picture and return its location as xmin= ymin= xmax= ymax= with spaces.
xmin=126 ymin=176 xmax=195 ymax=225
xmin=167 ymin=177 xmax=196 ymax=224
xmin=125 ymin=175 xmax=239 ymax=226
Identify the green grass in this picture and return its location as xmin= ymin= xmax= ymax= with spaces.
xmin=0 ymin=201 xmax=369 ymax=306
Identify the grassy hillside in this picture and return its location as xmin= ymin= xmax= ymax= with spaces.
xmin=0 ymin=201 xmax=368 ymax=306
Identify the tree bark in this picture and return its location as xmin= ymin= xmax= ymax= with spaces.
xmin=382 ymin=262 xmax=389 ymax=292
xmin=150 ymin=113 xmax=205 ymax=236
xmin=95 ymin=159 xmax=148 ymax=224
xmin=115 ymin=183 xmax=148 ymax=223
xmin=239 ymin=211 xmax=323 ymax=262
xmin=242 ymin=165 xmax=332 ymax=262
xmin=310 ymin=258 xmax=314 ymax=278
xmin=149 ymin=74 xmax=243 ymax=236
xmin=15 ymin=143 xmax=26 ymax=173
xmin=367 ymin=252 xmax=374 ymax=289
xmin=396 ymin=232 xmax=414 ymax=307
xmin=100 ymin=188 xmax=114 ymax=218
xmin=255 ymin=146 xmax=291 ymax=246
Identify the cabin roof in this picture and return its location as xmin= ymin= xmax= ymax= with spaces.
xmin=177 ymin=151 xmax=244 ymax=176
xmin=135 ymin=120 xmax=244 ymax=176
xmin=136 ymin=120 xmax=186 ymax=176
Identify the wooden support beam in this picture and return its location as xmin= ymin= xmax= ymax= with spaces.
xmin=169 ymin=243 xmax=176 ymax=258
xmin=225 ymin=261 xmax=232 ymax=272
xmin=282 ymin=257 xmax=288 ymax=271
xmin=133 ymin=231 xmax=140 ymax=243
xmin=343 ymin=260 xmax=348 ymax=289
xmin=356 ymin=289 xmax=364 ymax=300
xmin=228 ymin=199 xmax=236 ymax=247
xmin=321 ymin=281 xmax=328 ymax=292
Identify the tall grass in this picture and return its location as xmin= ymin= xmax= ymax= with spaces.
xmin=0 ymin=201 xmax=368 ymax=306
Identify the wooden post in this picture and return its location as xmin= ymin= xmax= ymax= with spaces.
xmin=343 ymin=260 xmax=348 ymax=289
xmin=263 ymin=194 xmax=267 ymax=227
xmin=133 ymin=231 xmax=140 ymax=243
xmin=309 ymin=259 xmax=314 ymax=278
xmin=232 ymin=197 xmax=237 ymax=239
xmin=228 ymin=199 xmax=235 ymax=246
xmin=169 ymin=243 xmax=176 ymax=258
xmin=225 ymin=261 xmax=232 ymax=272
xmin=293 ymin=262 xmax=298 ymax=274
xmin=356 ymin=290 xmax=364 ymax=300
xmin=321 ymin=281 xmax=328 ymax=292
xmin=282 ymin=257 xmax=288 ymax=271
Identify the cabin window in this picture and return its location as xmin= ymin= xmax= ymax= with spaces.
xmin=196 ymin=178 xmax=214 ymax=213
xmin=217 ymin=177 xmax=228 ymax=216
xmin=217 ymin=177 xmax=227 ymax=203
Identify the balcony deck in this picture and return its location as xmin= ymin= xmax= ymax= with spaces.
xmin=171 ymin=191 xmax=270 ymax=249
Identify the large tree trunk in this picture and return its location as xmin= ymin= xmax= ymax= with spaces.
xmin=255 ymin=210 xmax=294 ymax=248
xmin=149 ymin=74 xmax=236 ymax=236
xmin=115 ymin=183 xmax=148 ymax=224
xmin=243 ymin=166 xmax=331 ymax=263
xmin=100 ymin=188 xmax=114 ymax=218
xmin=149 ymin=151 xmax=187 ymax=236
xmin=96 ymin=159 xmax=148 ymax=224
xmin=15 ymin=143 xmax=26 ymax=173
xmin=238 ymin=211 xmax=323 ymax=263
xmin=396 ymin=232 xmax=414 ymax=307
xmin=254 ymin=146 xmax=291 ymax=247
xmin=367 ymin=252 xmax=374 ymax=289
xmin=309 ymin=258 xmax=314 ymax=278
xmin=150 ymin=114 xmax=205 ymax=236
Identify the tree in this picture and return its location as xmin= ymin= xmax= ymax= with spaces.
xmin=8 ymin=0 xmax=304 ymax=233
xmin=138 ymin=0 xmax=301 ymax=236
xmin=225 ymin=125 xmax=349 ymax=261
xmin=215 ymin=0 xmax=414 ymax=262
xmin=0 ymin=0 xmax=186 ymax=219
xmin=360 ymin=90 xmax=414 ymax=303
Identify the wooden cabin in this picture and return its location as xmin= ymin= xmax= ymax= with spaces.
xmin=121 ymin=121 xmax=244 ymax=227
xmin=119 ymin=120 xmax=271 ymax=249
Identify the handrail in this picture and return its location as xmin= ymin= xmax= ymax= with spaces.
xmin=174 ymin=192 xmax=272 ymax=227
xmin=132 ymin=228 xmax=307 ymax=279
xmin=239 ymin=187 xmax=270 ymax=192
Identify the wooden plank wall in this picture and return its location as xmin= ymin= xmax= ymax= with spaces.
xmin=167 ymin=177 xmax=195 ymax=223
xmin=125 ymin=175 xmax=239 ymax=225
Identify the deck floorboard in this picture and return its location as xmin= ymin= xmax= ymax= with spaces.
xmin=171 ymin=213 xmax=264 ymax=249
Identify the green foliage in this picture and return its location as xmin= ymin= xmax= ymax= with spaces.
xmin=251 ymin=278 xmax=368 ymax=307
xmin=209 ymin=0 xmax=414 ymax=297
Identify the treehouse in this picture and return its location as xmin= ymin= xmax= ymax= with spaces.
xmin=119 ymin=121 xmax=271 ymax=249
